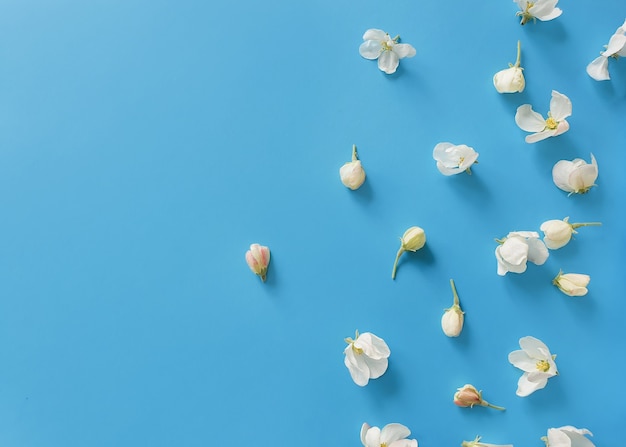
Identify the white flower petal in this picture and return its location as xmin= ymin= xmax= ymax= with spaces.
xmin=526 ymin=128 xmax=557 ymax=144
xmin=526 ymin=237 xmax=549 ymax=265
xmin=547 ymin=428 xmax=573 ymax=447
xmin=355 ymin=332 xmax=390 ymax=360
xmin=499 ymin=237 xmax=529 ymax=267
xmin=516 ymin=372 xmax=548 ymax=396
xmin=603 ymin=33 xmax=626 ymax=56
xmin=568 ymin=157 xmax=598 ymax=192
xmin=552 ymin=160 xmax=575 ymax=192
xmin=586 ymin=56 xmax=610 ymax=81
xmin=360 ymin=423 xmax=371 ymax=447
xmin=515 ymin=104 xmax=546 ymax=132
xmin=508 ymin=350 xmax=536 ymax=372
xmin=550 ymin=90 xmax=572 ymax=121
xmin=363 ymin=356 xmax=389 ymax=379
xmin=553 ymin=120 xmax=569 ymax=138
xmin=363 ymin=29 xmax=387 ymax=41
xmin=393 ymin=43 xmax=416 ymax=59
xmin=344 ymin=347 xmax=370 ymax=386
xmin=380 ymin=423 xmax=411 ymax=445
xmin=359 ymin=40 xmax=382 ymax=60
xmin=378 ymin=50 xmax=400 ymax=74
xmin=365 ymin=426 xmax=382 ymax=447
xmin=389 ymin=440 xmax=418 ymax=447
xmin=519 ymin=336 xmax=551 ymax=359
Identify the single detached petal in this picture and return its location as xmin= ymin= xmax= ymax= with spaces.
xmin=380 ymin=423 xmax=411 ymax=445
xmin=516 ymin=372 xmax=548 ymax=396
xmin=515 ymin=104 xmax=546 ymax=132
xmin=586 ymin=56 xmax=610 ymax=81
xmin=360 ymin=40 xmax=382 ymax=59
xmin=550 ymin=90 xmax=572 ymax=121
xmin=393 ymin=43 xmax=416 ymax=59
xmin=378 ymin=50 xmax=400 ymax=74
xmin=552 ymin=160 xmax=575 ymax=192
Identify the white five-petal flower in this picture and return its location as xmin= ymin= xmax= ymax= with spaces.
xmin=344 ymin=331 xmax=391 ymax=386
xmin=586 ymin=19 xmax=626 ymax=81
xmin=508 ymin=336 xmax=558 ymax=397
xmin=361 ymin=422 xmax=418 ymax=447
xmin=495 ymin=231 xmax=549 ymax=276
xmin=552 ymin=154 xmax=598 ymax=195
xmin=543 ymin=426 xmax=595 ymax=447
xmin=515 ymin=0 xmax=562 ymax=25
xmin=515 ymin=91 xmax=572 ymax=143
xmin=433 ymin=143 xmax=479 ymax=176
xmin=359 ymin=29 xmax=416 ymax=74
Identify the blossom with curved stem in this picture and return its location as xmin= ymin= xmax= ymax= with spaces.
xmin=433 ymin=143 xmax=479 ymax=176
xmin=493 ymin=40 xmax=525 ymax=93
xmin=359 ymin=29 xmax=416 ymax=74
xmin=508 ymin=336 xmax=558 ymax=396
xmin=454 ymin=384 xmax=505 ymax=410
xmin=441 ymin=279 xmax=464 ymax=337
xmin=515 ymin=0 xmax=562 ymax=25
xmin=540 ymin=217 xmax=602 ymax=249
xmin=462 ymin=436 xmax=513 ymax=447
xmin=553 ymin=271 xmax=590 ymax=297
xmin=344 ymin=330 xmax=390 ymax=386
xmin=495 ymin=231 xmax=549 ymax=276
xmin=552 ymin=154 xmax=598 ymax=195
xmin=340 ymin=144 xmax=366 ymax=190
xmin=391 ymin=226 xmax=426 ymax=280
xmin=541 ymin=426 xmax=594 ymax=447
xmin=360 ymin=422 xmax=418 ymax=447
xmin=515 ymin=91 xmax=571 ymax=143
xmin=587 ymin=19 xmax=626 ymax=81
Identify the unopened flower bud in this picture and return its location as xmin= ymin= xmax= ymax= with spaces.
xmin=339 ymin=145 xmax=366 ymax=190
xmin=553 ymin=271 xmax=590 ymax=296
xmin=441 ymin=279 xmax=464 ymax=337
xmin=454 ymin=384 xmax=505 ymax=410
xmin=540 ymin=217 xmax=601 ymax=249
xmin=245 ymin=243 xmax=270 ymax=282
xmin=391 ymin=226 xmax=426 ymax=280
xmin=493 ymin=41 xmax=525 ymax=93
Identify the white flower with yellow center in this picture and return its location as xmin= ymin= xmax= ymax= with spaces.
xmin=515 ymin=0 xmax=562 ymax=25
xmin=359 ymin=29 xmax=416 ymax=74
xmin=344 ymin=331 xmax=390 ymax=386
xmin=515 ymin=90 xmax=571 ymax=143
xmin=433 ymin=143 xmax=479 ymax=176
xmin=508 ymin=336 xmax=558 ymax=397
xmin=587 ymin=19 xmax=626 ymax=81
xmin=360 ymin=422 xmax=418 ymax=447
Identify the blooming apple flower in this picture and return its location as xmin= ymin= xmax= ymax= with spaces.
xmin=540 ymin=217 xmax=602 ymax=249
xmin=359 ymin=29 xmax=416 ymax=74
xmin=360 ymin=422 xmax=418 ymax=447
xmin=454 ymin=384 xmax=505 ymax=410
xmin=508 ymin=336 xmax=558 ymax=396
xmin=340 ymin=144 xmax=366 ymax=190
xmin=495 ymin=231 xmax=549 ymax=276
xmin=552 ymin=154 xmax=598 ymax=195
xmin=542 ymin=426 xmax=594 ymax=447
xmin=245 ymin=243 xmax=270 ymax=282
xmin=441 ymin=279 xmax=464 ymax=337
xmin=515 ymin=91 xmax=571 ymax=143
xmin=515 ymin=0 xmax=562 ymax=25
xmin=553 ymin=271 xmax=590 ymax=297
xmin=494 ymin=41 xmax=525 ymax=93
xmin=433 ymin=143 xmax=479 ymax=176
xmin=391 ymin=226 xmax=426 ymax=280
xmin=344 ymin=330 xmax=390 ymax=386
xmin=586 ymin=19 xmax=626 ymax=81
xmin=462 ymin=436 xmax=513 ymax=447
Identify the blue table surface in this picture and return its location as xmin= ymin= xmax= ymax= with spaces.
xmin=0 ymin=1 xmax=625 ymax=446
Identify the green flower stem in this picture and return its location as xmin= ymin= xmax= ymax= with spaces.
xmin=351 ymin=144 xmax=359 ymax=162
xmin=571 ymin=222 xmax=602 ymax=229
xmin=481 ymin=400 xmax=506 ymax=411
xmin=515 ymin=40 xmax=522 ymax=67
xmin=391 ymin=247 xmax=405 ymax=280
xmin=449 ymin=279 xmax=460 ymax=307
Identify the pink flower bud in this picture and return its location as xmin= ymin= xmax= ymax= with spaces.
xmin=245 ymin=243 xmax=270 ymax=282
xmin=453 ymin=384 xmax=505 ymax=410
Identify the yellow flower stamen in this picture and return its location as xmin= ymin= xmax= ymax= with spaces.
xmin=545 ymin=117 xmax=558 ymax=130
xmin=536 ymin=359 xmax=550 ymax=372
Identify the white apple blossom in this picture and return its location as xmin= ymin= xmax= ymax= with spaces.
xmin=361 ymin=422 xmax=418 ymax=447
xmin=552 ymin=154 xmax=598 ymax=195
xmin=340 ymin=144 xmax=366 ymax=190
xmin=433 ymin=143 xmax=479 ymax=176
xmin=462 ymin=436 xmax=513 ymax=447
xmin=542 ymin=426 xmax=594 ymax=447
xmin=508 ymin=336 xmax=558 ymax=397
xmin=553 ymin=271 xmax=590 ymax=297
xmin=359 ymin=29 xmax=416 ymax=74
xmin=493 ymin=41 xmax=525 ymax=93
xmin=540 ymin=217 xmax=602 ymax=249
xmin=586 ymin=19 xmax=626 ymax=81
xmin=515 ymin=0 xmax=562 ymax=25
xmin=515 ymin=91 xmax=571 ymax=143
xmin=344 ymin=330 xmax=390 ymax=386
xmin=495 ymin=231 xmax=549 ymax=276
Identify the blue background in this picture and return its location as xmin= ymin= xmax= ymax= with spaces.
xmin=0 ymin=0 xmax=625 ymax=445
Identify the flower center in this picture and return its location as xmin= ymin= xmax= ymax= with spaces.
xmin=536 ymin=359 xmax=550 ymax=372
xmin=458 ymin=156 xmax=465 ymax=167
xmin=381 ymin=38 xmax=393 ymax=51
xmin=381 ymin=444 xmax=388 ymax=447
xmin=545 ymin=117 xmax=558 ymax=129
